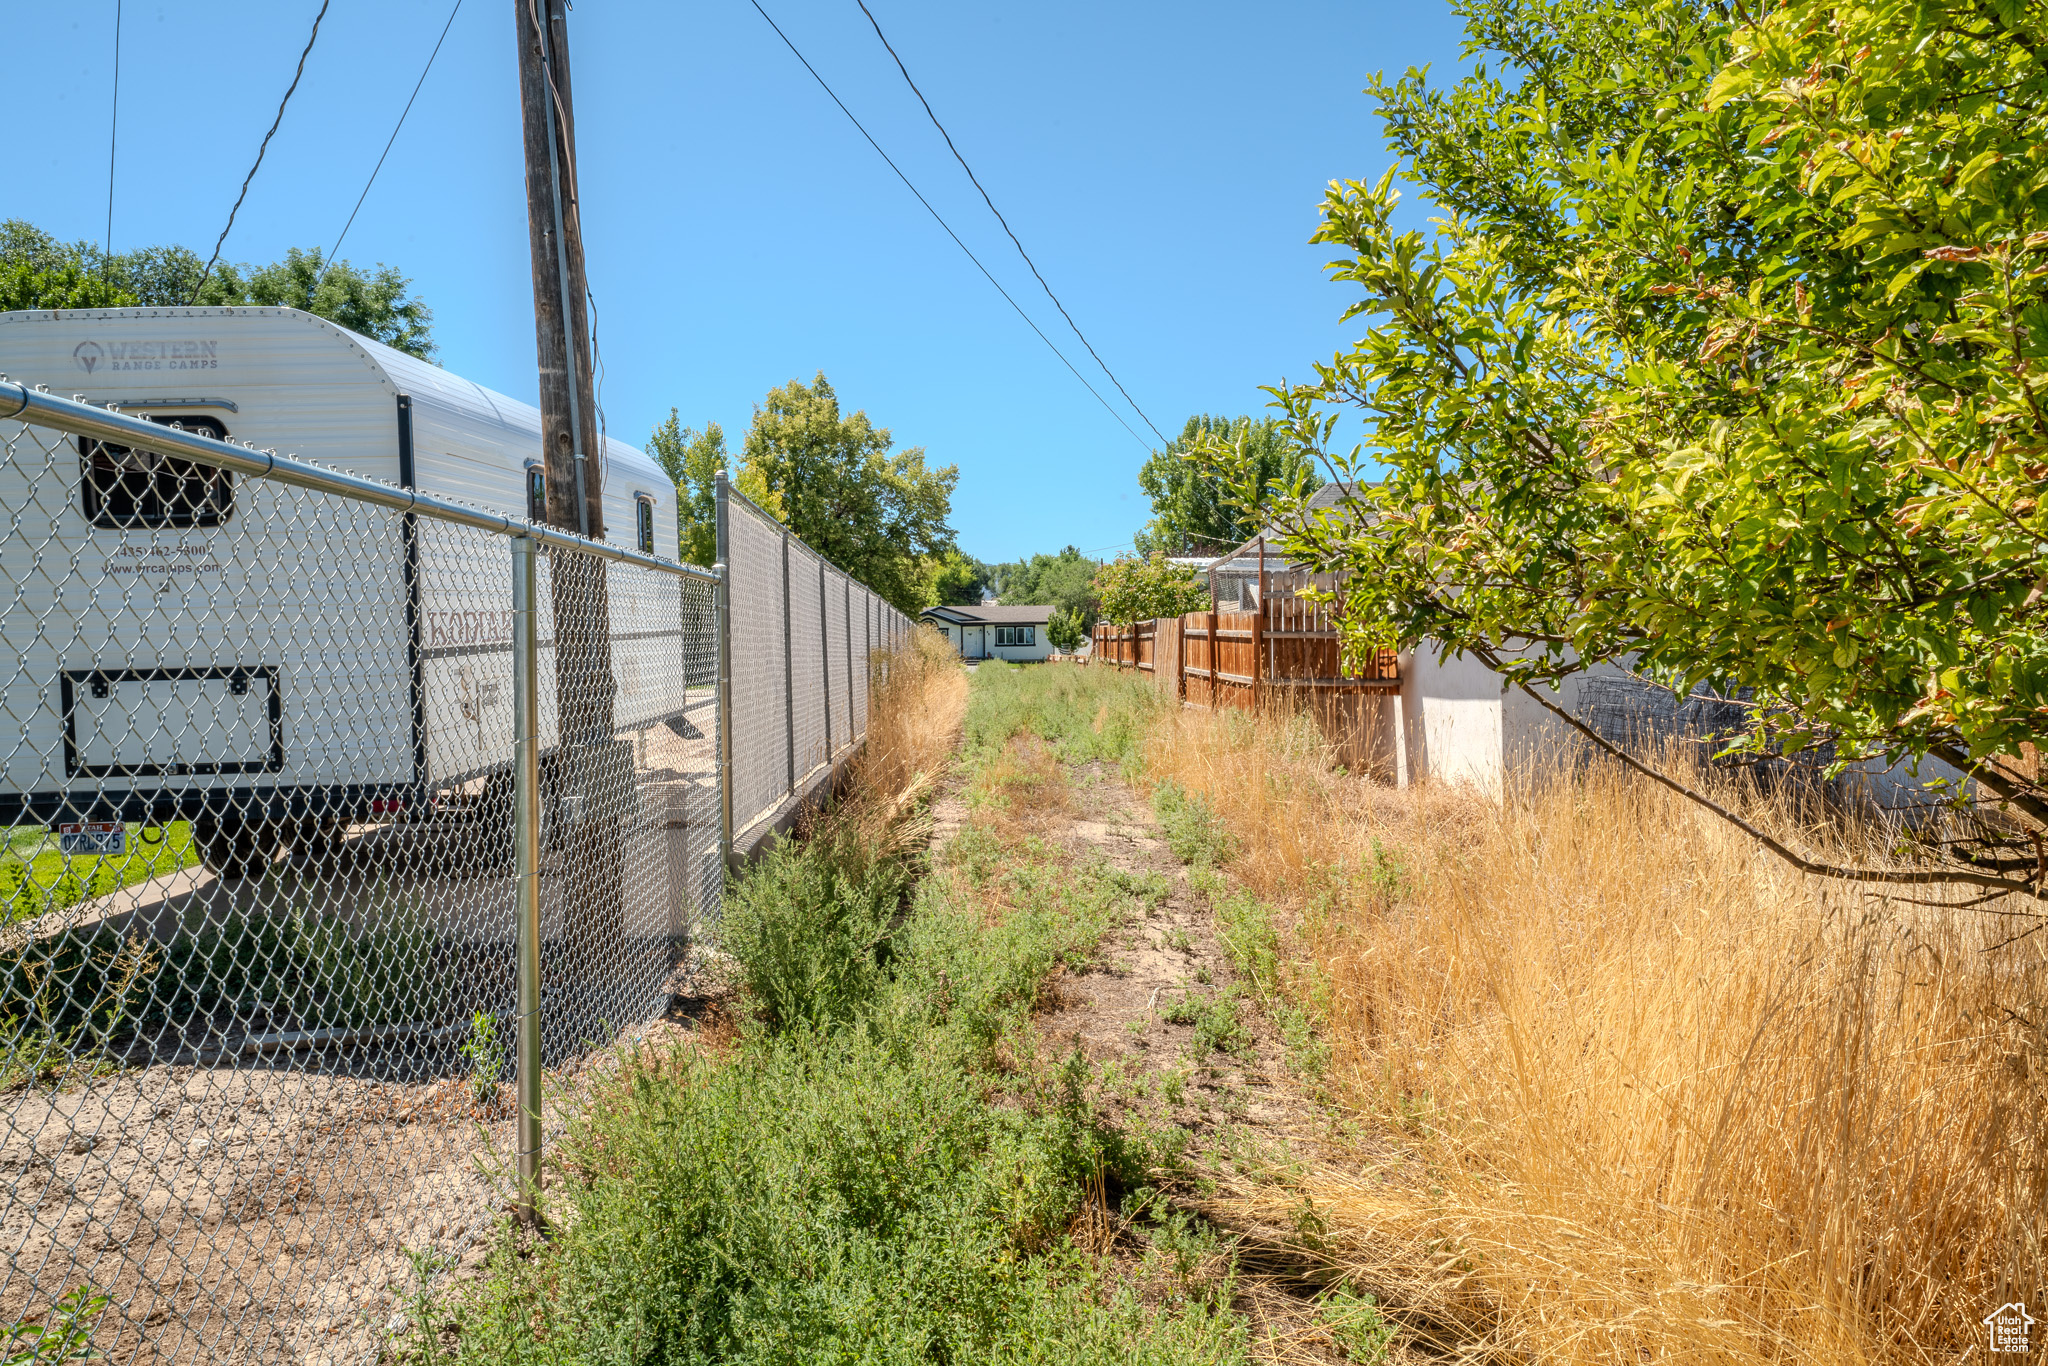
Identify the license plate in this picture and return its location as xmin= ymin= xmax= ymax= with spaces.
xmin=59 ymin=821 xmax=126 ymax=857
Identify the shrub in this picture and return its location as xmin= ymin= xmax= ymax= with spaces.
xmin=719 ymin=833 xmax=907 ymax=1030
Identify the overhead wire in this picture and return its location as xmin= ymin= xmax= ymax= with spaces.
xmin=188 ymin=0 xmax=332 ymax=304
xmin=104 ymin=0 xmax=120 ymax=269
xmin=742 ymin=0 xmax=1152 ymax=454
xmin=851 ymin=0 xmax=1168 ymax=446
xmin=317 ymin=0 xmax=465 ymax=288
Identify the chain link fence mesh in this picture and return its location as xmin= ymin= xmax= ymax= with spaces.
xmin=724 ymin=497 xmax=792 ymax=840
xmin=0 ymin=392 xmax=759 ymax=1362
xmin=716 ymin=489 xmax=912 ymax=844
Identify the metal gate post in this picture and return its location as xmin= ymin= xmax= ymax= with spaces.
xmin=843 ymin=578 xmax=853 ymax=746
xmin=713 ymin=559 xmax=734 ymax=873
xmin=713 ymin=474 xmax=735 ymax=870
xmin=511 ymin=534 xmax=544 ymax=1227
xmin=819 ymin=559 xmax=833 ymax=760
xmin=781 ymin=531 xmax=796 ymax=797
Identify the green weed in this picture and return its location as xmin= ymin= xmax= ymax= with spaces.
xmin=1105 ymin=867 xmax=1172 ymax=914
xmin=1321 ymin=1284 xmax=1396 ymax=1362
xmin=458 ymin=1011 xmax=506 ymax=1106
xmin=396 ymin=1246 xmax=456 ymax=1365
xmin=963 ymin=662 xmax=1160 ymax=772
xmin=436 ymin=1013 xmax=1225 ymax=1364
xmin=1152 ymin=782 xmax=1237 ymax=867
xmin=1163 ymin=989 xmax=1250 ymax=1063
xmin=1356 ymin=838 xmax=1410 ymax=905
xmin=2 ymin=1285 xmax=109 ymax=1364
xmin=422 ymin=659 xmax=1256 ymax=1363
xmin=1162 ymin=1067 xmax=1189 ymax=1107
xmin=1214 ymin=888 xmax=1281 ymax=1000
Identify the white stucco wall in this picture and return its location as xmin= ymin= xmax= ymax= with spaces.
xmin=1395 ymin=647 xmax=1629 ymax=800
xmin=1393 ymin=646 xmax=1970 ymax=817
xmin=1399 ymin=647 xmax=1509 ymax=799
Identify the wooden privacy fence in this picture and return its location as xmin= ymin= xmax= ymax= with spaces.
xmin=1090 ymin=565 xmax=1399 ymax=771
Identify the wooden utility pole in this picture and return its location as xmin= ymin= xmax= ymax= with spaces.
xmin=516 ymin=0 xmax=601 ymax=538
xmin=515 ymin=0 xmax=621 ymax=994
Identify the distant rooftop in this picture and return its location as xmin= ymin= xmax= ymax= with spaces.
xmin=920 ymin=603 xmax=1055 ymax=624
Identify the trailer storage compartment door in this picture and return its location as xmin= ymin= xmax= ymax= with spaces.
xmin=63 ymin=667 xmax=282 ymax=778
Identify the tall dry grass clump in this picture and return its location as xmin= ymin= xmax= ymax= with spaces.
xmin=1147 ymin=703 xmax=2048 ymax=1363
xmin=825 ymin=625 xmax=969 ymax=844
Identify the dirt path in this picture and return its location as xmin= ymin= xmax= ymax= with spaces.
xmin=929 ymin=750 xmax=1357 ymax=1363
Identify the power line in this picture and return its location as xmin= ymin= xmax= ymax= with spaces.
xmin=318 ymin=0 xmax=465 ymax=287
xmin=743 ymin=0 xmax=1151 ymax=454
xmin=188 ymin=0 xmax=332 ymax=304
xmin=104 ymin=0 xmax=120 ymax=266
xmin=851 ymin=0 xmax=1169 ymax=447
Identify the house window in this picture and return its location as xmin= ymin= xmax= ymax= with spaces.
xmin=635 ymin=494 xmax=656 ymax=554
xmin=78 ymin=415 xmax=233 ymax=529
xmin=994 ymin=626 xmax=1035 ymax=647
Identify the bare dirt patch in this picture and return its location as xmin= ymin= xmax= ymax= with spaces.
xmin=931 ymin=754 xmax=1362 ymax=1363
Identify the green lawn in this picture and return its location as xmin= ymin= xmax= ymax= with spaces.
xmin=1 ymin=822 xmax=200 ymax=926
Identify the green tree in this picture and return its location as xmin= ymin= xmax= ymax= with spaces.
xmin=920 ymin=548 xmax=988 ymax=608
xmin=1095 ymin=553 xmax=1210 ymax=627
xmin=1217 ymin=0 xmax=2048 ymax=889
xmin=0 ymin=257 xmax=130 ymax=312
xmin=738 ymin=373 xmax=959 ymax=616
xmin=648 ymin=412 xmax=727 ymax=566
xmin=234 ymin=248 xmax=435 ymax=359
xmin=0 ymin=220 xmax=436 ymax=359
xmin=1045 ymin=607 xmax=1087 ymax=653
xmin=993 ymin=546 xmax=1099 ymax=628
xmin=1135 ymin=414 xmax=1318 ymax=557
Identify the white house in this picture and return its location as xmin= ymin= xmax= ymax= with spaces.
xmin=921 ymin=604 xmax=1056 ymax=662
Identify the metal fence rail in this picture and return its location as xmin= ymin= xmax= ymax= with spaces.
xmin=0 ymin=381 xmax=907 ymax=1361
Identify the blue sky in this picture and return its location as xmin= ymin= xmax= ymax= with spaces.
xmin=10 ymin=0 xmax=1468 ymax=564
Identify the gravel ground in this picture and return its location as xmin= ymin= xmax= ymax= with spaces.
xmin=1 ymin=968 xmax=718 ymax=1365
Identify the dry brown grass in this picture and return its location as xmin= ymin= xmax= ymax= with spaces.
xmin=805 ymin=625 xmax=968 ymax=852
xmin=968 ymin=735 xmax=1069 ymax=840
xmin=1146 ymin=702 xmax=2048 ymax=1364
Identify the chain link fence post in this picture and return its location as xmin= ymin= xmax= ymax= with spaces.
xmin=511 ymin=534 xmax=545 ymax=1227
xmin=714 ymin=560 xmax=734 ymax=876
xmin=818 ymin=557 xmax=834 ymax=760
xmin=713 ymin=473 xmax=736 ymax=874
xmin=781 ymin=530 xmax=796 ymax=799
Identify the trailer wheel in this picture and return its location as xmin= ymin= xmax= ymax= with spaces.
xmin=195 ymin=814 xmax=270 ymax=881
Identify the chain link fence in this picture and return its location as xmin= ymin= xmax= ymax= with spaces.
xmin=716 ymin=478 xmax=912 ymax=853
xmin=0 ymin=377 xmax=911 ymax=1361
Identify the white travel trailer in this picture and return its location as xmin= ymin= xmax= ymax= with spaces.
xmin=0 ymin=306 xmax=686 ymax=873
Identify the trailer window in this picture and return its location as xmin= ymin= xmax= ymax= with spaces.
xmin=78 ymin=415 xmax=233 ymax=529
xmin=526 ymin=463 xmax=546 ymax=522
xmin=635 ymin=495 xmax=656 ymax=555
